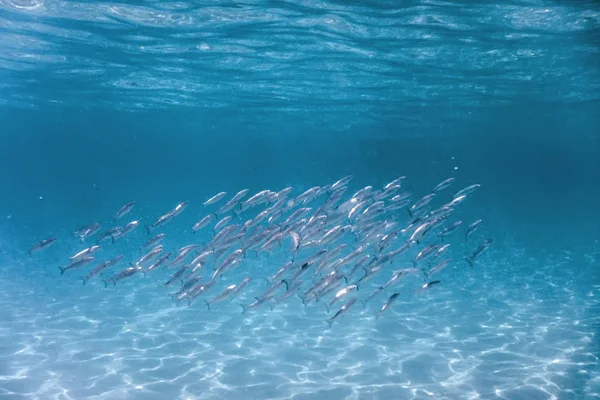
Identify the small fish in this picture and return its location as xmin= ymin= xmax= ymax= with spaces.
xmin=192 ymin=214 xmax=215 ymax=233
xmin=138 ymin=244 xmax=163 ymax=263
xmin=466 ymin=238 xmax=493 ymax=267
xmin=28 ymin=237 xmax=57 ymax=256
xmin=59 ymin=256 xmax=94 ymax=275
xmin=231 ymin=276 xmax=252 ymax=298
xmin=438 ymin=221 xmax=463 ymax=239
xmin=449 ymin=195 xmax=467 ymax=207
xmin=204 ymin=192 xmax=227 ymax=207
xmin=119 ymin=220 xmax=139 ymax=237
xmin=142 ymin=233 xmax=166 ymax=249
xmin=165 ymin=264 xmax=189 ymax=286
xmin=326 ymin=297 xmax=357 ymax=328
xmin=289 ymin=231 xmax=301 ymax=253
xmin=331 ymin=175 xmax=353 ymax=190
xmin=74 ymin=223 xmax=102 ymax=242
xmin=453 ymin=184 xmax=480 ymax=199
xmin=269 ymin=261 xmax=294 ymax=282
xmin=428 ymin=259 xmax=451 ymax=277
xmin=114 ymin=201 xmax=136 ymax=221
xmin=147 ymin=252 xmax=172 ymax=272
xmin=147 ymin=211 xmax=175 ymax=233
xmin=377 ymin=292 xmax=400 ymax=320
xmin=241 ymin=295 xmax=274 ymax=314
xmin=326 ymin=285 xmax=357 ymax=312
xmin=432 ymin=177 xmax=455 ymax=193
xmin=81 ymin=254 xmax=124 ymax=285
xmin=465 ymin=219 xmax=482 ymax=241
xmin=415 ymin=280 xmax=441 ymax=293
xmin=97 ymin=227 xmax=122 ymax=244
xmin=103 ymin=265 xmax=143 ymax=287
xmin=172 ymin=201 xmax=188 ymax=216
xmin=205 ymin=284 xmax=237 ymax=309
xmin=214 ymin=215 xmax=232 ymax=232
xmin=409 ymin=194 xmax=436 ymax=216
xmin=70 ymin=245 xmax=101 ymax=260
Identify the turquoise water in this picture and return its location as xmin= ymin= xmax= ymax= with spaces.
xmin=1 ymin=1 xmax=600 ymax=399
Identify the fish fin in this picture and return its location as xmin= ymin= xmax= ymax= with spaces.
xmin=111 ymin=235 xmax=115 ymax=244
xmin=204 ymin=300 xmax=210 ymax=310
xmin=325 ymin=319 xmax=333 ymax=329
xmin=28 ymin=251 xmax=32 ymax=258
xmin=268 ymin=304 xmax=274 ymax=312
xmin=282 ymin=279 xmax=290 ymax=290
xmin=299 ymin=295 xmax=307 ymax=306
xmin=407 ymin=209 xmax=412 ymax=217
xmin=324 ymin=303 xmax=330 ymax=313
xmin=58 ymin=267 xmax=65 ymax=276
xmin=212 ymin=212 xmax=219 ymax=219
xmin=465 ymin=257 xmax=474 ymax=268
xmin=80 ymin=277 xmax=87 ymax=285
xmin=145 ymin=225 xmax=151 ymax=234
xmin=129 ymin=262 xmax=135 ymax=267
xmin=343 ymin=276 xmax=348 ymax=284
xmin=412 ymin=260 xmax=417 ymax=267
xmin=262 ymin=277 xmax=270 ymax=285
xmin=101 ymin=279 xmax=109 ymax=288
xmin=355 ymin=283 xmax=360 ymax=291
xmin=360 ymin=300 xmax=367 ymax=308
xmin=240 ymin=304 xmax=247 ymax=314
xmin=254 ymin=296 xmax=261 ymax=301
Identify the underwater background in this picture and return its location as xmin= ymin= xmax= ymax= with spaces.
xmin=1 ymin=0 xmax=599 ymax=399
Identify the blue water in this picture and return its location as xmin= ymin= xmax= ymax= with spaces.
xmin=1 ymin=0 xmax=600 ymax=399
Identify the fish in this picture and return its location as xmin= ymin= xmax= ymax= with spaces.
xmin=377 ymin=292 xmax=400 ymax=320
xmin=453 ymin=184 xmax=481 ymax=199
xmin=114 ymin=201 xmax=136 ymax=221
xmin=119 ymin=220 xmax=139 ymax=237
xmin=103 ymin=265 xmax=144 ymax=287
xmin=97 ymin=227 xmax=123 ymax=244
xmin=137 ymin=245 xmax=164 ymax=265
xmin=331 ymin=175 xmax=353 ymax=190
xmin=146 ymin=211 xmax=175 ymax=233
xmin=172 ymin=201 xmax=189 ymax=216
xmin=28 ymin=237 xmax=57 ymax=256
xmin=81 ymin=254 xmax=124 ymax=285
xmin=205 ymin=284 xmax=237 ymax=309
xmin=214 ymin=215 xmax=232 ymax=232
xmin=326 ymin=285 xmax=357 ymax=312
xmin=408 ymin=194 xmax=436 ymax=216
xmin=192 ymin=214 xmax=215 ymax=233
xmin=147 ymin=252 xmax=172 ymax=272
xmin=142 ymin=233 xmax=166 ymax=249
xmin=326 ymin=297 xmax=357 ymax=328
xmin=269 ymin=261 xmax=294 ymax=282
xmin=165 ymin=264 xmax=190 ymax=286
xmin=74 ymin=223 xmax=102 ymax=242
xmin=415 ymin=280 xmax=441 ymax=293
xmin=438 ymin=221 xmax=463 ymax=239
xmin=432 ymin=177 xmax=455 ymax=192
xmin=203 ymin=192 xmax=227 ymax=207
xmin=59 ymin=256 xmax=94 ymax=275
xmin=465 ymin=219 xmax=482 ymax=241
xmin=241 ymin=295 xmax=274 ymax=314
xmin=428 ymin=259 xmax=451 ymax=278
xmin=466 ymin=238 xmax=493 ymax=267
xmin=70 ymin=245 xmax=101 ymax=260
xmin=289 ymin=231 xmax=301 ymax=254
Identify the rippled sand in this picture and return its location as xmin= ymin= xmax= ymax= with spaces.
xmin=1 ymin=247 xmax=598 ymax=400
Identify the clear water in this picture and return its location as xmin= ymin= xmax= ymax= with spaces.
xmin=1 ymin=0 xmax=600 ymax=399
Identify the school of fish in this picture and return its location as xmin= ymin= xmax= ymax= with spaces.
xmin=28 ymin=175 xmax=493 ymax=328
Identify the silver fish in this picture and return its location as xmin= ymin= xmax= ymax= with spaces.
xmin=241 ymin=295 xmax=274 ymax=314
xmin=214 ymin=215 xmax=232 ymax=232
xmin=193 ymin=214 xmax=215 ymax=232
xmin=204 ymin=192 xmax=227 ymax=206
xmin=205 ymin=284 xmax=237 ymax=309
xmin=81 ymin=254 xmax=124 ymax=284
xmin=326 ymin=284 xmax=357 ymax=312
xmin=59 ymin=256 xmax=94 ymax=275
xmin=331 ymin=175 xmax=353 ymax=190
xmin=432 ymin=177 xmax=455 ymax=192
xmin=119 ymin=220 xmax=139 ymax=237
xmin=377 ymin=292 xmax=400 ymax=320
xmin=70 ymin=245 xmax=101 ymax=260
xmin=74 ymin=222 xmax=102 ymax=242
xmin=466 ymin=238 xmax=493 ymax=267
xmin=148 ymin=252 xmax=172 ymax=272
xmin=142 ymin=233 xmax=166 ymax=249
xmin=326 ymin=297 xmax=357 ymax=328
xmin=138 ymin=245 xmax=163 ymax=265
xmin=438 ymin=221 xmax=463 ymax=238
xmin=28 ymin=237 xmax=57 ymax=256
xmin=114 ymin=201 xmax=136 ymax=221
xmin=453 ymin=184 xmax=480 ymax=199
xmin=97 ymin=227 xmax=123 ymax=244
xmin=428 ymin=259 xmax=451 ymax=277
xmin=409 ymin=194 xmax=436 ymax=216
xmin=465 ymin=219 xmax=482 ymax=241
xmin=104 ymin=265 xmax=143 ymax=287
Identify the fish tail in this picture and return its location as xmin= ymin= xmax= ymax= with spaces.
xmin=28 ymin=250 xmax=32 ymax=257
xmin=325 ymin=319 xmax=333 ymax=329
xmin=240 ymin=304 xmax=247 ymax=315
xmin=268 ymin=304 xmax=274 ymax=312
xmin=299 ymin=295 xmax=307 ymax=306
xmin=212 ymin=212 xmax=219 ymax=219
xmin=343 ymin=276 xmax=348 ymax=284
xmin=324 ymin=303 xmax=330 ymax=313
xmin=111 ymin=235 xmax=115 ymax=244
xmin=407 ymin=209 xmax=413 ymax=218
xmin=204 ymin=300 xmax=211 ymax=310
xmin=282 ymin=279 xmax=291 ymax=291
xmin=411 ymin=259 xmax=417 ymax=268
xmin=145 ymin=225 xmax=151 ymax=234
xmin=465 ymin=257 xmax=474 ymax=268
xmin=261 ymin=277 xmax=270 ymax=285
xmin=80 ymin=277 xmax=87 ymax=285
xmin=101 ymin=279 xmax=109 ymax=288
xmin=58 ymin=267 xmax=65 ymax=276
